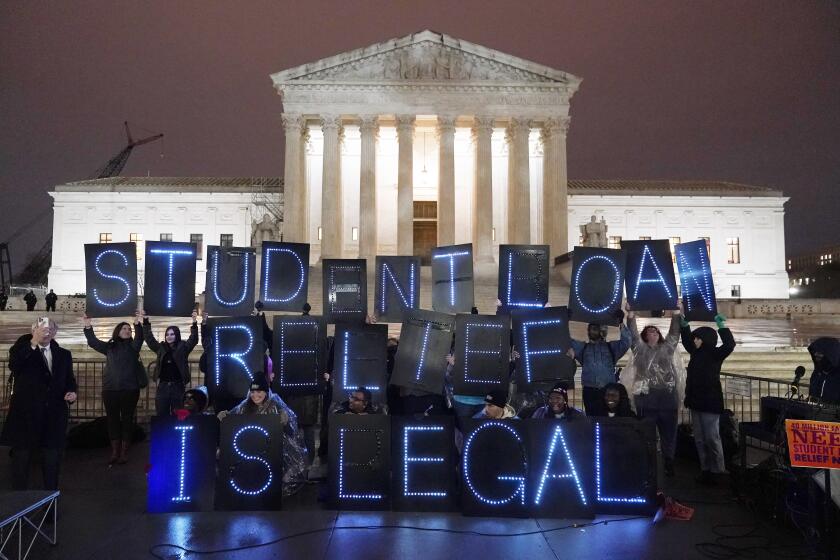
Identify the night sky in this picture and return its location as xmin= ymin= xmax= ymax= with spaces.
xmin=1 ymin=1 xmax=838 ymax=271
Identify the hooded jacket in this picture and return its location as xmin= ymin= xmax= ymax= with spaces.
xmin=143 ymin=319 xmax=199 ymax=384
xmin=681 ymin=324 xmax=735 ymax=413
xmin=807 ymin=337 xmax=840 ymax=404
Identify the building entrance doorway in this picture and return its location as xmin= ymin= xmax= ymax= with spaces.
xmin=413 ymin=201 xmax=437 ymax=265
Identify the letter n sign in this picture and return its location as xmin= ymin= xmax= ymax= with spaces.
xmin=375 ymin=256 xmax=420 ymax=322
xmin=674 ymin=239 xmax=717 ymax=322
xmin=498 ymin=245 xmax=549 ymax=309
xmin=84 ymin=242 xmax=137 ymax=317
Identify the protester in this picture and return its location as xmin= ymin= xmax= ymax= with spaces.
xmin=682 ymin=312 xmax=736 ymax=485
xmin=83 ymin=311 xmax=145 ymax=465
xmin=472 ymin=389 xmax=517 ymax=419
xmin=222 ymin=376 xmax=288 ymax=419
xmin=1 ymin=318 xmax=77 ymax=490
xmin=45 ymin=289 xmax=58 ymax=312
xmin=143 ymin=311 xmax=199 ymax=416
xmin=530 ymin=383 xmax=584 ymax=420
xmin=623 ymin=306 xmax=684 ymax=476
xmin=24 ymin=289 xmax=37 ymax=311
xmin=333 ymin=387 xmax=384 ymax=415
xmin=807 ymin=337 xmax=840 ymax=404
xmin=0 ymin=289 xmax=7 ymax=311
xmin=600 ymin=382 xmax=636 ymax=418
xmin=570 ymin=310 xmax=632 ymax=415
xmin=178 ymin=386 xmax=210 ymax=417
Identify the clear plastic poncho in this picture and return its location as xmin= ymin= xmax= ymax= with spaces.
xmin=621 ymin=315 xmax=687 ymax=411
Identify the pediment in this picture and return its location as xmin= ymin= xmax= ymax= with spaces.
xmin=271 ymin=30 xmax=580 ymax=87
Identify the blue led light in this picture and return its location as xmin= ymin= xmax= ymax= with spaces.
xmin=632 ymin=245 xmax=672 ymax=301
xmin=171 ymin=425 xmax=194 ymax=503
xmin=338 ymin=428 xmax=384 ymax=500
xmin=329 ymin=265 xmax=363 ymax=314
xmin=279 ymin=321 xmax=318 ymax=387
xmin=229 ymin=425 xmax=273 ymax=496
xmin=342 ymin=331 xmax=380 ymax=392
xmin=403 ymin=426 xmax=446 ymax=497
xmin=149 ymin=248 xmax=194 ymax=309
xmin=677 ymin=248 xmax=714 ymax=312
xmin=462 ymin=421 xmax=527 ymax=505
xmin=594 ymin=423 xmax=647 ymax=504
xmin=464 ymin=323 xmax=505 ymax=384
xmin=210 ymin=248 xmax=252 ymax=307
xmin=533 ymin=425 xmax=587 ymax=506
xmin=521 ymin=319 xmax=565 ymax=384
xmin=262 ymin=247 xmax=305 ymax=303
xmin=379 ymin=262 xmax=416 ymax=315
xmin=213 ymin=325 xmax=254 ymax=387
xmin=573 ymin=255 xmax=621 ymax=314
xmin=93 ymin=249 xmax=131 ymax=307
xmin=433 ymin=251 xmax=470 ymax=307
xmin=506 ymin=251 xmax=546 ymax=308
xmin=414 ymin=322 xmax=433 ymax=382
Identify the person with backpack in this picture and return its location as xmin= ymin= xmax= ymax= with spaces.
xmin=570 ymin=310 xmax=632 ymax=415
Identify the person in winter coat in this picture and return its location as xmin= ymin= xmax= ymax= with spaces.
xmin=45 ymin=289 xmax=58 ymax=312
xmin=600 ymin=382 xmax=636 ymax=418
xmin=624 ymin=306 xmax=685 ymax=476
xmin=473 ymin=389 xmax=518 ymax=419
xmin=530 ymin=383 xmax=584 ymax=420
xmin=681 ymin=313 xmax=736 ymax=484
xmin=807 ymin=337 xmax=840 ymax=404
xmin=83 ymin=311 xmax=144 ymax=465
xmin=143 ymin=311 xmax=199 ymax=416
xmin=1 ymin=318 xmax=77 ymax=489
xmin=24 ymin=290 xmax=37 ymax=311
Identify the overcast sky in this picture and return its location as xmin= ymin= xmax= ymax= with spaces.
xmin=1 ymin=1 xmax=838 ymax=271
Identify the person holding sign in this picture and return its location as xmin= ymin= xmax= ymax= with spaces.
xmin=83 ymin=312 xmax=145 ymax=465
xmin=624 ymin=304 xmax=685 ymax=477
xmin=143 ymin=310 xmax=200 ymax=416
xmin=570 ymin=311 xmax=632 ymax=415
xmin=680 ymin=312 xmax=735 ymax=485
xmin=334 ymin=387 xmax=385 ymax=415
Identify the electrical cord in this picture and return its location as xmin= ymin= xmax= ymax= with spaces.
xmin=148 ymin=515 xmax=647 ymax=559
xmin=693 ymin=521 xmax=826 ymax=560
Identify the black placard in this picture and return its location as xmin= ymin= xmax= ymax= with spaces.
xmin=375 ymin=256 xmax=421 ymax=322
xmin=460 ymin=419 xmax=530 ymax=517
xmin=143 ymin=241 xmax=197 ymax=317
xmin=260 ymin=241 xmax=309 ymax=312
xmin=390 ymin=309 xmax=456 ymax=394
xmin=511 ymin=307 xmax=575 ymax=390
xmin=329 ymin=414 xmax=391 ymax=510
xmin=568 ymin=246 xmax=627 ymax=326
xmin=431 ymin=244 xmax=474 ymax=314
xmin=528 ymin=419 xmax=595 ymax=518
xmin=147 ymin=415 xmax=219 ymax=513
xmin=333 ymin=323 xmax=388 ymax=403
xmin=84 ymin=242 xmax=138 ymax=317
xmin=621 ymin=239 xmax=678 ymax=312
xmin=271 ymin=315 xmax=326 ymax=395
xmin=592 ymin=418 xmax=658 ymax=515
xmin=498 ymin=245 xmax=549 ymax=309
xmin=675 ymin=239 xmax=718 ymax=322
xmin=204 ymin=245 xmax=256 ymax=317
xmin=323 ymin=259 xmax=367 ymax=324
xmin=452 ymin=314 xmax=511 ymax=397
xmin=216 ymin=415 xmax=284 ymax=511
xmin=206 ymin=316 xmax=264 ymax=406
xmin=391 ymin=417 xmax=458 ymax=512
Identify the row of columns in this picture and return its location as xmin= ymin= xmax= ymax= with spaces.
xmin=282 ymin=114 xmax=570 ymax=261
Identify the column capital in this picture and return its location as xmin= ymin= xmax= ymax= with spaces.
xmin=471 ymin=116 xmax=494 ymax=139
xmin=541 ymin=116 xmax=571 ymax=140
xmin=436 ymin=115 xmax=457 ymax=137
xmin=505 ymin=117 xmax=532 ymax=142
xmin=281 ymin=113 xmax=304 ymax=133
xmin=359 ymin=114 xmax=380 ymax=134
xmin=395 ymin=114 xmax=416 ymax=134
xmin=320 ymin=114 xmax=344 ymax=135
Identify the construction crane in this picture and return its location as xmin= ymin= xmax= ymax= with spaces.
xmin=2 ymin=122 xmax=164 ymax=288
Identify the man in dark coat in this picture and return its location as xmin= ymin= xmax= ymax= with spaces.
xmin=807 ymin=337 xmax=840 ymax=404
xmin=24 ymin=290 xmax=37 ymax=311
xmin=681 ymin=313 xmax=735 ymax=485
xmin=0 ymin=289 xmax=8 ymax=311
xmin=45 ymin=289 xmax=58 ymax=312
xmin=1 ymin=319 xmax=77 ymax=489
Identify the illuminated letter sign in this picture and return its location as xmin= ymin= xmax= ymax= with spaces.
xmin=460 ymin=419 xmax=529 ymax=517
xmin=144 ymin=241 xmax=197 ymax=317
xmin=498 ymin=245 xmax=549 ymax=309
xmin=392 ymin=417 xmax=457 ymax=512
xmin=84 ymin=242 xmax=137 ymax=317
xmin=207 ymin=316 xmax=263 ymax=404
xmin=390 ymin=309 xmax=456 ymax=395
xmin=271 ymin=315 xmax=326 ymax=395
xmin=451 ymin=314 xmax=511 ymax=396
xmin=593 ymin=419 xmax=658 ymax=515
xmin=621 ymin=240 xmax=677 ymax=311
xmin=147 ymin=415 xmax=218 ymax=513
xmin=529 ymin=420 xmax=594 ymax=518
xmin=260 ymin=241 xmax=309 ymax=312
xmin=511 ymin=307 xmax=575 ymax=391
xmin=216 ymin=415 xmax=284 ymax=511
xmin=323 ymin=259 xmax=367 ymax=324
xmin=674 ymin=239 xmax=718 ymax=322
xmin=431 ymin=243 xmax=474 ymax=314
xmin=329 ymin=414 xmax=391 ymax=510
xmin=204 ymin=245 xmax=256 ymax=316
xmin=568 ymin=247 xmax=627 ymax=326
xmin=375 ymin=256 xmax=420 ymax=322
xmin=333 ymin=324 xmax=388 ymax=403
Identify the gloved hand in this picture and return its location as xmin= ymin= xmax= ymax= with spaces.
xmin=680 ymin=315 xmax=690 ymax=328
xmin=714 ymin=314 xmax=727 ymax=329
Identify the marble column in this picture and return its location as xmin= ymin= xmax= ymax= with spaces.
xmin=472 ymin=116 xmax=494 ymax=262
xmin=299 ymin=125 xmax=310 ymax=245
xmin=506 ymin=118 xmax=531 ymax=245
xmin=320 ymin=115 xmax=344 ymax=259
xmin=396 ymin=115 xmax=415 ymax=255
xmin=541 ymin=116 xmax=571 ymax=257
xmin=281 ymin=113 xmax=304 ymax=242
xmin=358 ymin=115 xmax=379 ymax=260
xmin=437 ymin=115 xmax=456 ymax=247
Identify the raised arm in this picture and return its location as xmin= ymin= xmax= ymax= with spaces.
xmin=680 ymin=321 xmax=696 ymax=355
xmin=142 ymin=316 xmax=161 ymax=353
xmin=83 ymin=326 xmax=109 ymax=355
xmin=185 ymin=317 xmax=199 ymax=353
xmin=610 ymin=322 xmax=633 ymax=360
xmin=131 ymin=318 xmax=144 ymax=353
xmin=627 ymin=315 xmax=641 ymax=349
xmin=714 ymin=315 xmax=735 ymax=361
xmin=665 ymin=314 xmax=682 ymax=348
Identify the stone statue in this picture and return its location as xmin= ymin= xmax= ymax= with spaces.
xmin=252 ymin=214 xmax=279 ymax=250
xmin=580 ymin=215 xmax=608 ymax=248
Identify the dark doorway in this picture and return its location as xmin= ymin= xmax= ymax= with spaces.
xmin=413 ymin=201 xmax=437 ymax=265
